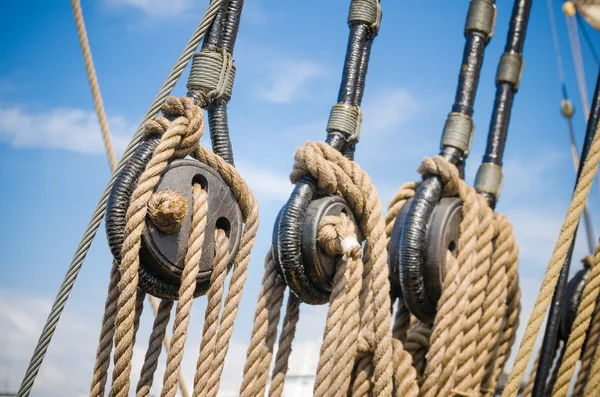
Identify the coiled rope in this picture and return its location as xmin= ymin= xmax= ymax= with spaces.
xmin=385 ymin=156 xmax=520 ymax=397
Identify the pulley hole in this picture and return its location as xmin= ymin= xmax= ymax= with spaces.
xmin=216 ymin=217 xmax=231 ymax=237
xmin=448 ymin=240 xmax=457 ymax=256
xmin=192 ymin=174 xmax=209 ymax=191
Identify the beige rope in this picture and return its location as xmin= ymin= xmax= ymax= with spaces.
xmin=521 ymin=351 xmax=539 ymax=397
xmin=160 ymin=185 xmax=208 ymax=397
xmin=503 ymin=122 xmax=600 ymax=396
xmin=239 ymin=253 xmax=286 ymax=397
xmin=584 ymin=324 xmax=600 ymax=396
xmin=70 ymin=0 xmax=116 ymax=170
xmin=268 ymin=294 xmax=300 ymax=397
xmin=552 ymin=243 xmax=600 ymax=396
xmin=136 ymin=299 xmax=174 ymax=397
xmin=573 ymin=292 xmax=600 ymax=395
xmin=192 ymin=229 xmax=230 ymax=396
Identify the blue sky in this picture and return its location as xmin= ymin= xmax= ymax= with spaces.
xmin=1 ymin=0 xmax=600 ymax=395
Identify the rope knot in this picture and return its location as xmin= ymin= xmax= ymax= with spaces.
xmin=147 ymin=190 xmax=189 ymax=234
xmin=356 ymin=332 xmax=376 ymax=360
xmin=317 ymin=214 xmax=361 ymax=259
xmin=142 ymin=96 xmax=205 ymax=159
xmin=417 ymin=156 xmax=461 ymax=196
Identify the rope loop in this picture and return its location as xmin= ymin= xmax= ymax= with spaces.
xmin=142 ymin=96 xmax=204 ymax=158
xmin=417 ymin=155 xmax=461 ymax=197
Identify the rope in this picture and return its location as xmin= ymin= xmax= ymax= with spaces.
xmin=584 ymin=325 xmax=600 ymax=396
xmin=384 ymin=156 xmax=520 ymax=397
xmin=70 ymin=0 xmax=116 ymax=170
xmin=136 ymin=299 xmax=174 ymax=397
xmin=572 ymin=292 xmax=600 ymax=395
xmin=502 ymin=121 xmax=600 ymax=395
xmin=242 ymin=140 xmax=396 ymax=396
xmin=552 ymin=242 xmax=600 ymax=396
xmin=565 ymin=12 xmax=590 ymax=120
xmin=16 ymin=4 xmax=223 ymax=396
xmin=160 ymin=186 xmax=209 ymax=397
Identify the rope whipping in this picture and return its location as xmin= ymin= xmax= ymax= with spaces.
xmin=69 ymin=2 xmax=190 ymax=394
xmin=16 ymin=3 xmax=224 ymax=396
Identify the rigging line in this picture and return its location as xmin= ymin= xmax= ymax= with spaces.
xmin=15 ymin=2 xmax=224 ymax=396
xmin=566 ymin=13 xmax=590 ymax=119
xmin=546 ymin=0 xmax=596 ymax=253
xmin=576 ymin=12 xmax=600 ymax=66
xmin=70 ymin=2 xmax=190 ymax=396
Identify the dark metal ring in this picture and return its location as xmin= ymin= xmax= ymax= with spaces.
xmin=105 ymin=140 xmax=242 ymax=299
xmin=389 ymin=176 xmax=462 ymax=323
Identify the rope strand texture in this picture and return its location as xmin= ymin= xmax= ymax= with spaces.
xmin=385 ymin=157 xmax=520 ymax=397
xmin=16 ymin=5 xmax=223 ymax=395
xmin=503 ymin=122 xmax=600 ymax=396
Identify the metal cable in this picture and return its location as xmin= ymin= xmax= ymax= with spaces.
xmin=15 ymin=2 xmax=223 ymax=395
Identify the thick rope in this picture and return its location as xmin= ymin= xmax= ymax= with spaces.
xmin=573 ymin=292 xmax=600 ymax=395
xmin=503 ymin=122 xmax=600 ymax=396
xmin=385 ymin=157 xmax=520 ymax=397
xmin=192 ymin=229 xmax=230 ymax=396
xmin=552 ymin=242 xmax=600 ymax=396
xmin=160 ymin=186 xmax=208 ymax=397
xmin=16 ymin=6 xmax=223 ymax=395
xmin=268 ymin=294 xmax=300 ymax=397
xmin=239 ymin=253 xmax=286 ymax=397
xmin=584 ymin=326 xmax=600 ymax=396
xmin=136 ymin=299 xmax=174 ymax=397
xmin=109 ymin=97 xmax=204 ymax=397
xmin=290 ymin=141 xmax=395 ymax=396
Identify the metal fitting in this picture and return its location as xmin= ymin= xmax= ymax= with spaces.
xmin=465 ymin=0 xmax=497 ymax=41
xmin=440 ymin=112 xmax=474 ymax=155
xmin=349 ymin=0 xmax=382 ymax=35
xmin=327 ymin=103 xmax=363 ymax=143
xmin=496 ymin=52 xmax=524 ymax=89
xmin=474 ymin=162 xmax=504 ymax=200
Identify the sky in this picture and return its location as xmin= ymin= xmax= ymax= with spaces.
xmin=1 ymin=0 xmax=600 ymax=396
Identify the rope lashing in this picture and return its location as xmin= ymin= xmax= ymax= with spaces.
xmin=385 ymin=156 xmax=520 ymax=397
xmin=188 ymin=47 xmax=235 ymax=106
xmin=90 ymin=96 xmax=258 ymax=397
xmin=242 ymin=141 xmax=397 ymax=397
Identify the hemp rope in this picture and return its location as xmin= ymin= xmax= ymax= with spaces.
xmin=89 ymin=96 xmax=258 ymax=397
xmin=584 ymin=323 xmax=600 ymax=396
xmin=503 ymin=121 xmax=600 ymax=396
xmin=552 ymin=242 xmax=600 ymax=396
xmin=241 ymin=141 xmax=396 ymax=396
xmin=384 ymin=156 xmax=520 ymax=397
xmin=71 ymin=2 xmax=191 ymax=395
xmin=572 ymin=292 xmax=600 ymax=395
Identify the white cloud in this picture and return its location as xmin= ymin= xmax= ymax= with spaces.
xmin=237 ymin=160 xmax=293 ymax=201
xmin=258 ymin=60 xmax=326 ymax=104
xmin=105 ymin=0 xmax=193 ymax=18
xmin=0 ymin=104 xmax=132 ymax=156
xmin=362 ymin=88 xmax=420 ymax=135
